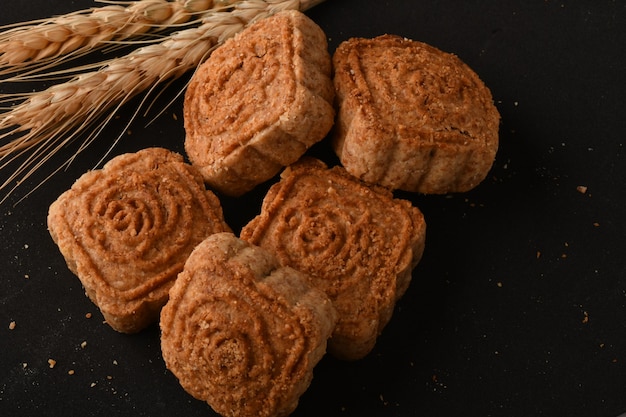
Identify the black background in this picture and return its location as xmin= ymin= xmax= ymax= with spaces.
xmin=1 ymin=1 xmax=625 ymax=416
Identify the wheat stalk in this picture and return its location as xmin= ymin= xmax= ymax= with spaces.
xmin=0 ymin=0 xmax=236 ymax=79
xmin=0 ymin=0 xmax=327 ymax=204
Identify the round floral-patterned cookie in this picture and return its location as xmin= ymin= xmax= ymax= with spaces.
xmin=160 ymin=232 xmax=336 ymax=417
xmin=47 ymin=147 xmax=230 ymax=333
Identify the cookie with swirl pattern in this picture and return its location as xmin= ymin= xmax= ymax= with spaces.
xmin=240 ymin=158 xmax=426 ymax=360
xmin=47 ymin=147 xmax=231 ymax=333
xmin=183 ymin=10 xmax=334 ymax=196
xmin=332 ymin=34 xmax=500 ymax=194
xmin=160 ymin=232 xmax=337 ymax=417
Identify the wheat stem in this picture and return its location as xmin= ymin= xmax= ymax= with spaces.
xmin=0 ymin=0 xmax=326 ymax=204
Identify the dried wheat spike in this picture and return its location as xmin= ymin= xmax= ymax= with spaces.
xmin=0 ymin=0 xmax=229 ymax=77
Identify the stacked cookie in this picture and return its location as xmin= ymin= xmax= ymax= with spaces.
xmin=48 ymin=8 xmax=499 ymax=417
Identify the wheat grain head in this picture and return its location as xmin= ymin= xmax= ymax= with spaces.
xmin=0 ymin=0 xmax=238 ymax=78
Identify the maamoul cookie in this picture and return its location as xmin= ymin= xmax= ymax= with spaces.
xmin=184 ymin=9 xmax=335 ymax=196
xmin=160 ymin=232 xmax=337 ymax=417
xmin=47 ymin=147 xmax=230 ymax=333
xmin=240 ymin=158 xmax=426 ymax=360
xmin=332 ymin=34 xmax=500 ymax=194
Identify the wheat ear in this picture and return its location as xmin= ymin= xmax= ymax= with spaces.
xmin=0 ymin=0 xmax=233 ymax=78
xmin=0 ymin=0 xmax=326 ymax=204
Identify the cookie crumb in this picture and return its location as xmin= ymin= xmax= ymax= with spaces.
xmin=576 ymin=185 xmax=588 ymax=194
xmin=81 ymin=341 xmax=87 ymax=349
xmin=8 ymin=321 xmax=16 ymax=330
xmin=48 ymin=359 xmax=57 ymax=369
xmin=68 ymin=370 xmax=75 ymax=375
xmin=85 ymin=312 xmax=92 ymax=319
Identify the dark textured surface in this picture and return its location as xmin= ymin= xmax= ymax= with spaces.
xmin=1 ymin=1 xmax=625 ymax=416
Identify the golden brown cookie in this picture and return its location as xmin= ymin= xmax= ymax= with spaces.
xmin=183 ymin=9 xmax=335 ymax=196
xmin=240 ymin=158 xmax=426 ymax=360
xmin=160 ymin=232 xmax=337 ymax=417
xmin=47 ymin=147 xmax=230 ymax=333
xmin=332 ymin=34 xmax=500 ymax=194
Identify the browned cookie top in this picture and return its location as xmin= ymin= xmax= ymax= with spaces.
xmin=332 ymin=34 xmax=500 ymax=193
xmin=47 ymin=147 xmax=230 ymax=333
xmin=241 ymin=158 xmax=426 ymax=360
xmin=160 ymin=232 xmax=336 ymax=417
xmin=184 ymin=10 xmax=334 ymax=196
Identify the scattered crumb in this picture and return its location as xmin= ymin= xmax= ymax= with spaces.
xmin=85 ymin=312 xmax=92 ymax=319
xmin=536 ymin=251 xmax=541 ymax=259
xmin=22 ymin=363 xmax=27 ymax=369
xmin=81 ymin=341 xmax=87 ymax=349
xmin=172 ymin=113 xmax=178 ymax=121
xmin=68 ymin=370 xmax=75 ymax=375
xmin=582 ymin=311 xmax=589 ymax=324
xmin=496 ymin=282 xmax=503 ymax=288
xmin=48 ymin=359 xmax=57 ymax=369
xmin=113 ymin=360 xmax=118 ymax=366
xmin=576 ymin=185 xmax=588 ymax=194
xmin=431 ymin=373 xmax=448 ymax=390
xmin=593 ymin=222 xmax=600 ymax=227
xmin=24 ymin=274 xmax=29 ymax=279
xmin=8 ymin=321 xmax=16 ymax=330
xmin=90 ymin=382 xmax=97 ymax=388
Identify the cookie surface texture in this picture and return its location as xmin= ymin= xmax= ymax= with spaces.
xmin=47 ymin=147 xmax=230 ymax=333
xmin=184 ymin=9 xmax=335 ymax=196
xmin=332 ymin=34 xmax=500 ymax=193
xmin=160 ymin=232 xmax=337 ymax=417
xmin=240 ymin=158 xmax=426 ymax=360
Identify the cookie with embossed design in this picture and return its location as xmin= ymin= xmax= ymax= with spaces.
xmin=241 ymin=157 xmax=426 ymax=360
xmin=47 ymin=147 xmax=230 ymax=333
xmin=160 ymin=232 xmax=337 ymax=417
xmin=184 ymin=9 xmax=334 ymax=196
xmin=332 ymin=34 xmax=500 ymax=194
